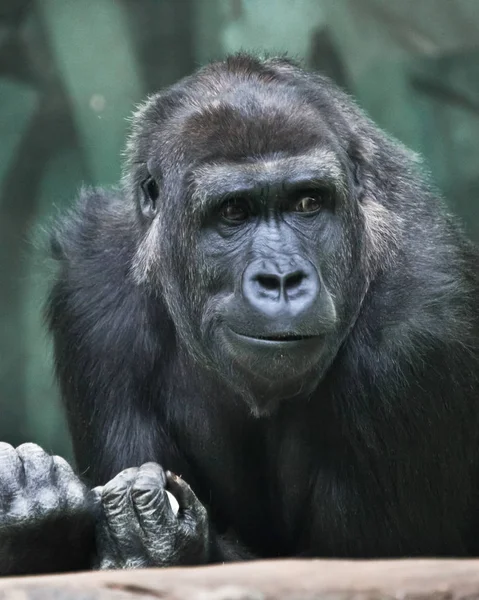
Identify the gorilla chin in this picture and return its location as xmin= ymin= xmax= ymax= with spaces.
xmin=220 ymin=324 xmax=328 ymax=390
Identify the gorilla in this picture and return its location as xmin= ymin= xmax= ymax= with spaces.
xmin=1 ymin=53 xmax=478 ymax=575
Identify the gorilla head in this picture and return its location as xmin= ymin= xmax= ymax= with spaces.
xmin=121 ymin=55 xmax=403 ymax=411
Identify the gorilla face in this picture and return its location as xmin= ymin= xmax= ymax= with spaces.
xmin=195 ymin=155 xmax=353 ymax=392
xmin=130 ymin=65 xmax=371 ymax=408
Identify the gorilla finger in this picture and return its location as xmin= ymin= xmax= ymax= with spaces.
xmin=131 ymin=464 xmax=172 ymax=515
xmin=88 ymin=486 xmax=105 ymax=520
xmin=107 ymin=467 xmax=139 ymax=487
xmin=52 ymin=455 xmax=76 ymax=479
xmin=90 ymin=485 xmax=103 ymax=506
xmin=100 ymin=469 xmax=140 ymax=541
xmin=134 ymin=462 xmax=167 ymax=490
xmin=52 ymin=456 xmax=87 ymax=506
xmin=52 ymin=455 xmax=80 ymax=490
xmin=130 ymin=463 xmax=170 ymax=511
xmin=16 ymin=443 xmax=54 ymax=488
xmin=94 ymin=511 xmax=126 ymax=569
xmin=166 ymin=471 xmax=200 ymax=514
xmin=131 ymin=468 xmax=177 ymax=531
xmin=0 ymin=443 xmax=23 ymax=490
xmin=101 ymin=466 xmax=139 ymax=506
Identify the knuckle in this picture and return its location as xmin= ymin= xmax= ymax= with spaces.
xmin=103 ymin=481 xmax=126 ymax=497
xmin=133 ymin=473 xmax=163 ymax=493
xmin=0 ymin=444 xmax=20 ymax=480
xmin=0 ymin=442 xmax=14 ymax=454
xmin=0 ymin=444 xmax=17 ymax=469
xmin=34 ymin=488 xmax=61 ymax=512
xmin=140 ymin=461 xmax=164 ymax=471
xmin=102 ymin=467 xmax=138 ymax=499
xmin=139 ymin=462 xmax=167 ymax=485
xmin=52 ymin=455 xmax=75 ymax=476
xmin=65 ymin=481 xmax=88 ymax=506
xmin=131 ymin=480 xmax=161 ymax=504
xmin=102 ymin=492 xmax=124 ymax=511
xmin=102 ymin=480 xmax=129 ymax=506
xmin=90 ymin=486 xmax=103 ymax=502
xmin=139 ymin=462 xmax=165 ymax=478
xmin=4 ymin=496 xmax=31 ymax=521
xmin=16 ymin=443 xmax=47 ymax=457
xmin=115 ymin=467 xmax=139 ymax=484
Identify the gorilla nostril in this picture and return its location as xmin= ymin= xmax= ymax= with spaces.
xmin=256 ymin=274 xmax=280 ymax=291
xmin=243 ymin=260 xmax=319 ymax=314
xmin=284 ymin=271 xmax=305 ymax=290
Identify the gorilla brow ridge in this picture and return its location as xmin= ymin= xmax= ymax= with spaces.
xmin=189 ymin=149 xmax=347 ymax=216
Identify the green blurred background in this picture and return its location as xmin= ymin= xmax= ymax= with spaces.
xmin=1 ymin=0 xmax=478 ymax=462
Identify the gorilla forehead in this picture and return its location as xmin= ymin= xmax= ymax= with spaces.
xmin=178 ymin=85 xmax=331 ymax=162
xmin=140 ymin=57 xmax=341 ymax=169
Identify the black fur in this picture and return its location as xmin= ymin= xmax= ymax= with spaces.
xmin=2 ymin=53 xmax=479 ymax=573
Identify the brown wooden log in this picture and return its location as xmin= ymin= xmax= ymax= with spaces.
xmin=1 ymin=559 xmax=479 ymax=600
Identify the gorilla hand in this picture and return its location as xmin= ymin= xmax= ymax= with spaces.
xmin=0 ymin=443 xmax=95 ymax=575
xmin=92 ymin=462 xmax=210 ymax=569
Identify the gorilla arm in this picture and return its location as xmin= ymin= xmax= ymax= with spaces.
xmin=44 ymin=188 xmax=254 ymax=569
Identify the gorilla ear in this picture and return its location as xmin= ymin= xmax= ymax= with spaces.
xmin=346 ymin=139 xmax=369 ymax=201
xmin=140 ymin=173 xmax=160 ymax=219
xmin=346 ymin=132 xmax=385 ymax=204
xmin=346 ymin=136 xmax=404 ymax=271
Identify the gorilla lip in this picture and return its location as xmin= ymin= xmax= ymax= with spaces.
xmin=231 ymin=330 xmax=319 ymax=344
xmin=252 ymin=334 xmax=315 ymax=342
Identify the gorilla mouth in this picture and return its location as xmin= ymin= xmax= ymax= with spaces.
xmin=232 ymin=331 xmax=318 ymax=343
xmin=253 ymin=334 xmax=315 ymax=342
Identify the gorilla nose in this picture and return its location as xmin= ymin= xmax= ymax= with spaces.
xmin=242 ymin=257 xmax=320 ymax=317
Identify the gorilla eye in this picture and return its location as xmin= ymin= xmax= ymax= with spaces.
xmin=293 ymin=194 xmax=323 ymax=214
xmin=220 ymin=198 xmax=250 ymax=223
xmin=140 ymin=175 xmax=159 ymax=219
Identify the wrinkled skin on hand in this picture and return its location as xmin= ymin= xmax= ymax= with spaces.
xmin=0 ymin=442 xmax=95 ymax=575
xmin=0 ymin=444 xmax=209 ymax=573
xmin=92 ymin=462 xmax=210 ymax=569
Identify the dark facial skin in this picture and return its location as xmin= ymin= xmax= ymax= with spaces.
xmin=1 ymin=53 xmax=479 ymax=575
xmin=196 ymin=171 xmax=344 ymax=408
